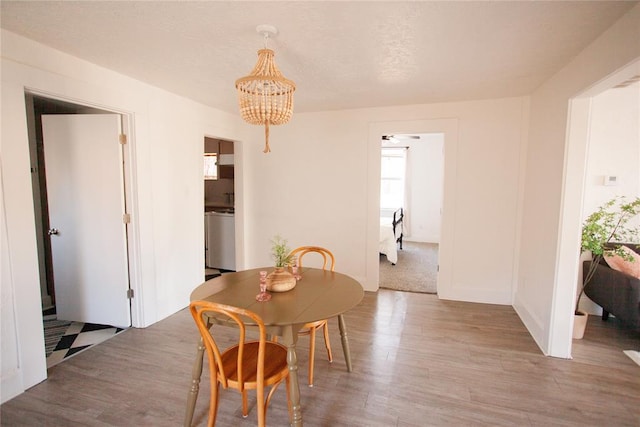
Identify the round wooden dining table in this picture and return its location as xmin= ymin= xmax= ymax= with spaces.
xmin=184 ymin=267 xmax=364 ymax=427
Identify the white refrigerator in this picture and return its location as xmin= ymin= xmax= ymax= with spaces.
xmin=205 ymin=212 xmax=236 ymax=271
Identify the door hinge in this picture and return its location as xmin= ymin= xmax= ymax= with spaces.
xmin=119 ymin=134 xmax=127 ymax=145
xmin=123 ymin=213 xmax=131 ymax=224
xmin=127 ymin=289 xmax=134 ymax=299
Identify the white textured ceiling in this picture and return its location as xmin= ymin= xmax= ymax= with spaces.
xmin=1 ymin=1 xmax=637 ymax=114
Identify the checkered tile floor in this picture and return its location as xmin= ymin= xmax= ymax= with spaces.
xmin=205 ymin=267 xmax=222 ymax=281
xmin=44 ymin=316 xmax=125 ymax=368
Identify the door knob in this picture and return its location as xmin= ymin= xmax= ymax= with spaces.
xmin=48 ymin=228 xmax=59 ymax=236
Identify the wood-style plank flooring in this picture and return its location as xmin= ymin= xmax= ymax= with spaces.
xmin=2 ymin=290 xmax=639 ymax=426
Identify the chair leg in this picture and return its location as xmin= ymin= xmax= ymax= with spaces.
xmin=257 ymin=384 xmax=266 ymax=427
xmin=323 ymin=322 xmax=333 ymax=363
xmin=242 ymin=390 xmax=249 ymax=418
xmin=208 ymin=381 xmax=219 ymax=427
xmin=308 ymin=326 xmax=316 ymax=386
xmin=286 ymin=375 xmax=292 ymax=423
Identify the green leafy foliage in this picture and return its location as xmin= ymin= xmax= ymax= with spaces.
xmin=270 ymin=235 xmax=295 ymax=267
xmin=578 ymin=196 xmax=640 ymax=313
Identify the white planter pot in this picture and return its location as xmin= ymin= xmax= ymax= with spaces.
xmin=572 ymin=310 xmax=588 ymax=339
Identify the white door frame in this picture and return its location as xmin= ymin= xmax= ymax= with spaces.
xmin=26 ymin=89 xmax=144 ymax=328
xmin=367 ymin=119 xmax=459 ymax=293
xmin=551 ymin=58 xmax=640 ymax=358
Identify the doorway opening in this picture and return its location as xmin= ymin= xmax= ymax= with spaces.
xmin=25 ymin=93 xmax=132 ymax=368
xmin=378 ymin=133 xmax=444 ymax=294
xmin=203 ymin=137 xmax=236 ymax=281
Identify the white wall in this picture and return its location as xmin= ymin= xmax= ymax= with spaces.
xmin=514 ymin=5 xmax=640 ymax=358
xmin=241 ymin=98 xmax=529 ymax=309
xmin=578 ymin=82 xmax=640 ymax=315
xmin=583 ymin=83 xmax=640 ymax=218
xmin=403 ymin=133 xmax=444 ymax=243
xmin=1 ymin=30 xmax=247 ymax=402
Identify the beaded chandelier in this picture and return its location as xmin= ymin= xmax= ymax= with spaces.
xmin=235 ymin=25 xmax=296 ymax=153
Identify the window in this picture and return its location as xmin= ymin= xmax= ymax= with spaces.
xmin=204 ymin=154 xmax=217 ymax=180
xmin=380 ymin=147 xmax=407 ymax=209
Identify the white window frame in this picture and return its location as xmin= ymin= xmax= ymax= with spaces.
xmin=204 ymin=153 xmax=218 ymax=180
xmin=380 ymin=147 xmax=407 ymax=210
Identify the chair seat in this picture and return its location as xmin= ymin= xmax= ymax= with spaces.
xmin=298 ymin=320 xmax=327 ymax=335
xmin=221 ymin=341 xmax=289 ymax=389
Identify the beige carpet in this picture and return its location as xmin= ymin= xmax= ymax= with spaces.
xmin=379 ymin=241 xmax=438 ymax=293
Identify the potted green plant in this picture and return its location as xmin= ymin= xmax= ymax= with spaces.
xmin=267 ymin=235 xmax=297 ymax=292
xmin=576 ymin=196 xmax=640 ymax=338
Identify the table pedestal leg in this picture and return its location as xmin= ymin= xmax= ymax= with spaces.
xmin=338 ymin=314 xmax=353 ymax=372
xmin=184 ymin=337 xmax=205 ymax=427
xmin=281 ymin=326 xmax=302 ymax=426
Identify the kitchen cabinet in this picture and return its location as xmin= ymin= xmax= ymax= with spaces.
xmin=218 ymin=163 xmax=234 ymax=180
xmin=219 ymin=140 xmax=233 ymax=154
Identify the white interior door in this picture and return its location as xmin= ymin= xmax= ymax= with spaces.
xmin=42 ymin=114 xmax=131 ymax=327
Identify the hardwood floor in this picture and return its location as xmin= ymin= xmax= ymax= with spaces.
xmin=2 ymin=290 xmax=639 ymax=426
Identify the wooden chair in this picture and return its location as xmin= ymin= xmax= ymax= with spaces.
xmin=288 ymin=246 xmax=335 ymax=386
xmin=189 ymin=301 xmax=290 ymax=427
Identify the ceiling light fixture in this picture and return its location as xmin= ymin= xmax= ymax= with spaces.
xmin=382 ymin=134 xmax=421 ymax=144
xmin=382 ymin=135 xmax=400 ymax=144
xmin=235 ymin=24 xmax=296 ymax=153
